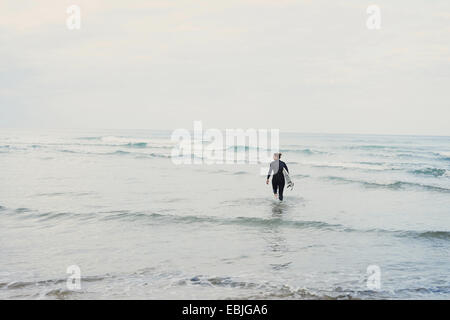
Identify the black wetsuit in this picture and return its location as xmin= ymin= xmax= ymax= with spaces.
xmin=267 ymin=160 xmax=289 ymax=201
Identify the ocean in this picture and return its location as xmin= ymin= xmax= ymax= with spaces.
xmin=0 ymin=129 xmax=449 ymax=299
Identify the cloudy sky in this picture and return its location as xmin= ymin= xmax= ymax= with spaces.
xmin=1 ymin=0 xmax=449 ymax=135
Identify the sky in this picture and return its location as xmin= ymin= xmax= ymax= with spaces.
xmin=0 ymin=0 xmax=449 ymax=135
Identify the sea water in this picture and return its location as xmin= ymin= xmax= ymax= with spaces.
xmin=0 ymin=129 xmax=449 ymax=299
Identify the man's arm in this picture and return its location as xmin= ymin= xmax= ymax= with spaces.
xmin=267 ymin=165 xmax=273 ymax=180
xmin=266 ymin=163 xmax=273 ymax=183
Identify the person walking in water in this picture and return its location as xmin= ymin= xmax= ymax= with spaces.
xmin=266 ymin=153 xmax=289 ymax=201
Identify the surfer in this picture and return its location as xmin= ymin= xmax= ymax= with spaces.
xmin=266 ymin=153 xmax=289 ymax=201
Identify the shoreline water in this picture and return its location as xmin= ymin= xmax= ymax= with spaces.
xmin=0 ymin=129 xmax=449 ymax=299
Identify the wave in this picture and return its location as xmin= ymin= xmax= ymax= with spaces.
xmin=185 ymin=277 xmax=348 ymax=300
xmin=100 ymin=210 xmax=344 ymax=230
xmin=0 ymin=279 xmax=65 ymax=290
xmin=3 ymin=205 xmax=449 ymax=242
xmin=190 ymin=277 xmax=445 ymax=299
xmin=411 ymin=168 xmax=446 ymax=177
xmin=232 ymin=171 xmax=248 ymax=175
xmin=281 ymin=148 xmax=328 ymax=155
xmin=134 ymin=152 xmax=171 ymax=159
xmin=208 ymin=145 xmax=327 ymax=156
xmin=126 ymin=142 xmax=147 ymax=148
xmin=393 ymin=285 xmax=450 ymax=296
xmin=58 ymin=149 xmax=77 ymax=154
xmin=292 ymin=174 xmax=310 ymax=178
xmin=311 ymin=163 xmax=390 ymax=172
xmin=367 ymin=229 xmax=450 ymax=240
xmin=162 ymin=274 xmax=356 ymax=299
xmin=111 ymin=150 xmax=130 ymax=155
xmin=0 ymin=274 xmax=107 ymax=291
xmin=227 ymin=145 xmax=255 ymax=152
xmin=100 ymin=136 xmax=150 ymax=147
xmin=54 ymin=148 xmax=171 ymax=158
xmin=77 ymin=136 xmax=101 ymax=140
xmin=35 ymin=192 xmax=93 ymax=197
xmin=1 ymin=206 xmax=83 ymax=222
xmin=246 ymin=283 xmax=450 ymax=299
xmin=112 ymin=150 xmax=172 ymax=159
xmin=0 ymin=145 xmax=15 ymax=153
xmin=357 ymin=161 xmax=386 ymax=166
xmin=44 ymin=289 xmax=77 ymax=299
xmin=0 ymin=266 xmax=356 ymax=300
xmin=238 ymin=285 xmax=358 ymax=300
xmin=345 ymin=145 xmax=440 ymax=157
xmin=0 ymin=271 xmax=341 ymax=299
xmin=412 ymin=231 xmax=450 ymax=240
xmin=3 ymin=267 xmax=447 ymax=299
xmin=437 ymin=152 xmax=450 ymax=161
xmin=76 ymin=136 xmax=172 ymax=149
xmin=346 ymin=145 xmax=399 ymax=150
xmin=188 ymin=275 xmax=261 ymax=289
xmin=325 ymin=176 xmax=450 ymax=193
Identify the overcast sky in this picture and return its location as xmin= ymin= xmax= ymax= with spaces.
xmin=1 ymin=0 xmax=449 ymax=135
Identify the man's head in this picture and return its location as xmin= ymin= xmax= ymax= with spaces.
xmin=273 ymin=153 xmax=282 ymax=160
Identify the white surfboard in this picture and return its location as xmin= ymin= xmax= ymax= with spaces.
xmin=283 ymin=168 xmax=294 ymax=190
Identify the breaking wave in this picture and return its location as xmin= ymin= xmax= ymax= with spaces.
xmin=411 ymin=168 xmax=446 ymax=177
xmin=325 ymin=176 xmax=450 ymax=193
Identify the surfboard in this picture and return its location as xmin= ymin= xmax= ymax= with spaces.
xmin=283 ymin=168 xmax=294 ymax=190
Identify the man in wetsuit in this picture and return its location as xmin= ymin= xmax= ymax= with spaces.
xmin=266 ymin=153 xmax=289 ymax=201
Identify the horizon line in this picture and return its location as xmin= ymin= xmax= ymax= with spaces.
xmin=1 ymin=126 xmax=450 ymax=138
